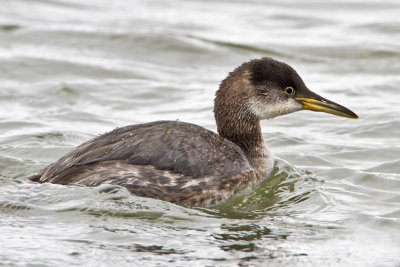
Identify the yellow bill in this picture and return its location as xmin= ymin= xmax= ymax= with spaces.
xmin=296 ymin=97 xmax=358 ymax=119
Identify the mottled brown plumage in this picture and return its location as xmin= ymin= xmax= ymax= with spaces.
xmin=31 ymin=121 xmax=261 ymax=206
xmin=31 ymin=57 xmax=358 ymax=206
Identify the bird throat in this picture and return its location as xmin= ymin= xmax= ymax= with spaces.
xmin=216 ymin=113 xmax=265 ymax=165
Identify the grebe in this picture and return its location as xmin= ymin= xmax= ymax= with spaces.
xmin=30 ymin=57 xmax=358 ymax=206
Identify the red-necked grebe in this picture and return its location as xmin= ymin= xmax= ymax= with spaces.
xmin=30 ymin=57 xmax=358 ymax=206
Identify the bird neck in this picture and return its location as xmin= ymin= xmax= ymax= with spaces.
xmin=218 ymin=115 xmax=264 ymax=161
xmin=214 ymin=74 xmax=265 ymax=164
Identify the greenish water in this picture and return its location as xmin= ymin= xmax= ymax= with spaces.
xmin=1 ymin=0 xmax=399 ymax=266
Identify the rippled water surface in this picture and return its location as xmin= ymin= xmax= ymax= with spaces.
xmin=1 ymin=0 xmax=400 ymax=266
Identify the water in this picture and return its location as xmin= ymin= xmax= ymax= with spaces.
xmin=1 ymin=0 xmax=399 ymax=266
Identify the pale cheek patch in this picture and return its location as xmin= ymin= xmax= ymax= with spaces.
xmin=248 ymin=98 xmax=303 ymax=119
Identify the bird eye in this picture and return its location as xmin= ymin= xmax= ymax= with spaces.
xmin=284 ymin=86 xmax=295 ymax=95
